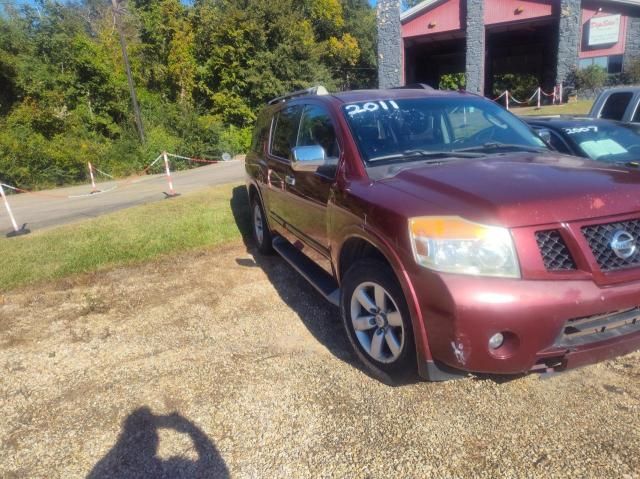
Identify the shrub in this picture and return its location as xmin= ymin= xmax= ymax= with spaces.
xmin=218 ymin=125 xmax=252 ymax=157
xmin=492 ymin=73 xmax=539 ymax=102
xmin=575 ymin=65 xmax=608 ymax=90
xmin=439 ymin=73 xmax=466 ymax=90
xmin=626 ymin=58 xmax=640 ymax=84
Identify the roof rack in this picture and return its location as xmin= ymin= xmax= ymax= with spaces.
xmin=268 ymin=86 xmax=329 ymax=105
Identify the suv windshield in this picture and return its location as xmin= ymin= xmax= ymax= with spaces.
xmin=565 ymin=123 xmax=640 ymax=163
xmin=342 ymin=97 xmax=546 ymax=164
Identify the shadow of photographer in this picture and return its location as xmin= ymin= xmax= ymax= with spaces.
xmin=87 ymin=407 xmax=228 ymax=479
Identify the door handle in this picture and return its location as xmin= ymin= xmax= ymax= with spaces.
xmin=285 ymin=175 xmax=295 ymax=186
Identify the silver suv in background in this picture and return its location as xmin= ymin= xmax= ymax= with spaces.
xmin=589 ymin=87 xmax=640 ymax=124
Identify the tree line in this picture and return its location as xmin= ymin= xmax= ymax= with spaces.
xmin=0 ymin=0 xmax=376 ymax=189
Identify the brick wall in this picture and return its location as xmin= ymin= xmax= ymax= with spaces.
xmin=556 ymin=0 xmax=581 ymax=86
xmin=624 ymin=14 xmax=640 ymax=71
xmin=377 ymin=0 xmax=403 ymax=88
xmin=465 ymin=0 xmax=485 ymax=94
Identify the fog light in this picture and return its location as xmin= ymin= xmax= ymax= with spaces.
xmin=489 ymin=332 xmax=505 ymax=350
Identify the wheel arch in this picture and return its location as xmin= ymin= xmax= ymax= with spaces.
xmin=338 ymin=236 xmax=389 ymax=282
xmin=247 ymin=182 xmax=261 ymax=203
xmin=336 ymin=232 xmax=434 ymax=367
xmin=247 ymin=181 xmax=274 ymax=231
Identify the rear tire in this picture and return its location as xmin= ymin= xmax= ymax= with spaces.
xmin=251 ymin=194 xmax=273 ymax=254
xmin=341 ymin=259 xmax=416 ymax=382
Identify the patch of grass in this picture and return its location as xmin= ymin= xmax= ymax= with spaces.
xmin=515 ymin=100 xmax=594 ymax=117
xmin=0 ymin=183 xmax=251 ymax=291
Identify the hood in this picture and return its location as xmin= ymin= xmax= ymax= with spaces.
xmin=378 ymin=153 xmax=640 ymax=228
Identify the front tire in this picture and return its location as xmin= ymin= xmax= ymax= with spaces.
xmin=341 ymin=259 xmax=416 ymax=381
xmin=251 ymin=194 xmax=273 ymax=254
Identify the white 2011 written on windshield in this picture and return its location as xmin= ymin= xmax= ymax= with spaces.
xmin=345 ymin=100 xmax=400 ymax=117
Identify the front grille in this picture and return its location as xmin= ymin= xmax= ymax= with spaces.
xmin=582 ymin=219 xmax=640 ymax=271
xmin=535 ymin=230 xmax=576 ymax=271
xmin=554 ymin=308 xmax=640 ymax=347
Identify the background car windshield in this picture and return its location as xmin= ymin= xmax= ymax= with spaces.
xmin=567 ymin=124 xmax=640 ymax=163
xmin=342 ymin=97 xmax=544 ymax=163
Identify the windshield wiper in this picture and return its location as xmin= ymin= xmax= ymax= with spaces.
xmin=452 ymin=142 xmax=547 ymax=154
xmin=614 ymin=160 xmax=640 ymax=168
xmin=369 ymin=149 xmax=485 ymax=163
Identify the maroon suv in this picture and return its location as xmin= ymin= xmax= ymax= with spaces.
xmin=245 ymin=86 xmax=640 ymax=381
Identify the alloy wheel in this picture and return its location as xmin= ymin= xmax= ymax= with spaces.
xmin=350 ymin=281 xmax=405 ymax=364
xmin=253 ymin=203 xmax=264 ymax=245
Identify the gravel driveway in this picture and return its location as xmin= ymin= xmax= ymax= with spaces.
xmin=2 ymin=225 xmax=640 ymax=477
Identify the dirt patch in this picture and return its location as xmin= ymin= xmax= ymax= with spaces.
xmin=1 ymin=241 xmax=639 ymax=478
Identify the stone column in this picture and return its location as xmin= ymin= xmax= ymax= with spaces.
xmin=377 ymin=0 xmax=402 ymax=88
xmin=465 ymin=0 xmax=485 ymax=94
xmin=623 ymin=15 xmax=640 ymax=72
xmin=555 ymin=0 xmax=581 ymax=87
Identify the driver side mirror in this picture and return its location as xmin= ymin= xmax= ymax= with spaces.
xmin=291 ymin=145 xmax=327 ymax=172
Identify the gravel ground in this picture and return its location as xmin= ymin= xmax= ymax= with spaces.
xmin=1 ymin=241 xmax=640 ymax=478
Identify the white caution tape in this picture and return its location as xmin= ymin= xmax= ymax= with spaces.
xmin=1 ymin=183 xmax=21 ymax=192
xmin=94 ymin=167 xmax=114 ymax=179
xmin=493 ymin=91 xmax=507 ymax=101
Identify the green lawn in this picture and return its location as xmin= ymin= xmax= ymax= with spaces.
xmin=0 ymin=183 xmax=251 ymax=291
xmin=515 ymin=100 xmax=594 ymax=117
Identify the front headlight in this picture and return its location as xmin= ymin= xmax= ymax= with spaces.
xmin=408 ymin=216 xmax=520 ymax=278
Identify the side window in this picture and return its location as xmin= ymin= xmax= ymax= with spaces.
xmin=270 ymin=105 xmax=302 ymax=159
xmin=547 ymin=131 xmax=571 ymax=154
xmin=297 ymin=105 xmax=340 ymax=159
xmin=599 ymin=92 xmax=633 ymax=121
xmin=250 ymin=110 xmax=271 ymax=153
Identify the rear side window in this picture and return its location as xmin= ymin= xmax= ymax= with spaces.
xmin=297 ymin=105 xmax=340 ymax=159
xmin=633 ymin=103 xmax=640 ymax=123
xmin=250 ymin=110 xmax=271 ymax=153
xmin=271 ymin=105 xmax=302 ymax=159
xmin=599 ymin=92 xmax=632 ymax=121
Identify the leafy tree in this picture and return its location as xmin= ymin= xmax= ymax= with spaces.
xmin=0 ymin=0 xmax=377 ymax=189
xmin=168 ymin=28 xmax=196 ymax=104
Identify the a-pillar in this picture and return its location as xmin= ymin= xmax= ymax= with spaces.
xmin=465 ymin=0 xmax=485 ymax=94
xmin=377 ymin=0 xmax=403 ymax=88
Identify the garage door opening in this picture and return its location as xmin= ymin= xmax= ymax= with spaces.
xmin=485 ymin=20 xmax=557 ymax=97
xmin=404 ymin=35 xmax=465 ymax=89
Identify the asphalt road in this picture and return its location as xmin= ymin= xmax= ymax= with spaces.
xmin=0 ymin=160 xmax=245 ymax=233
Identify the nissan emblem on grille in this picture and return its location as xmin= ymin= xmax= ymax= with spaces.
xmin=610 ymin=230 xmax=636 ymax=260
xmin=582 ymin=220 xmax=640 ymax=271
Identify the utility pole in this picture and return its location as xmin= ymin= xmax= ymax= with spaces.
xmin=111 ymin=0 xmax=145 ymax=143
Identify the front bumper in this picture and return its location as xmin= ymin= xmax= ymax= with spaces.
xmin=413 ymin=272 xmax=640 ymax=375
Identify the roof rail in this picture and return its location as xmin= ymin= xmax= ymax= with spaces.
xmin=392 ymin=83 xmax=434 ymax=90
xmin=268 ymin=86 xmax=329 ymax=105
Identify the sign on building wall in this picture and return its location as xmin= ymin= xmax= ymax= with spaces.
xmin=588 ymin=14 xmax=621 ymax=46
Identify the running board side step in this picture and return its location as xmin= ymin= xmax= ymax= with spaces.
xmin=272 ymin=236 xmax=340 ymax=307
